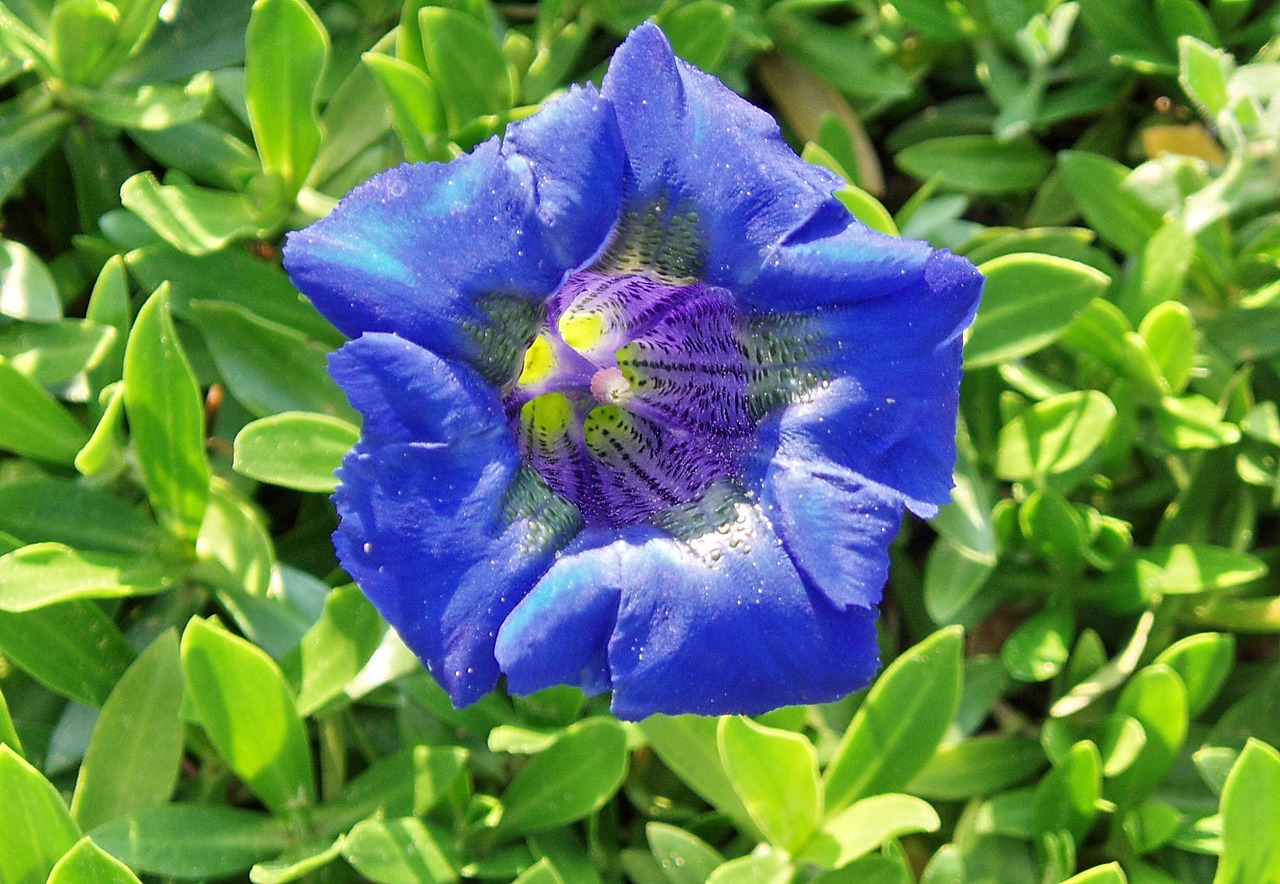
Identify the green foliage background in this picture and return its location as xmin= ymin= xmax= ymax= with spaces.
xmin=0 ymin=0 xmax=1278 ymax=881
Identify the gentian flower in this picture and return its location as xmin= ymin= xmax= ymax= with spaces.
xmin=284 ymin=23 xmax=982 ymax=719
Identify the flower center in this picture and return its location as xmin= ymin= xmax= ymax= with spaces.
xmin=503 ymin=270 xmax=763 ymax=528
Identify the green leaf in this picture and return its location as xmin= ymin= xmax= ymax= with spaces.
xmin=1058 ymin=152 xmax=1163 ymax=256
xmin=707 ymin=850 xmax=791 ymax=884
xmin=1018 ymin=489 xmax=1087 ymax=576
xmin=1107 ymin=665 xmax=1188 ymax=808
xmin=638 ymin=715 xmax=760 ymax=838
xmin=85 ymin=256 xmax=131 ymax=395
xmin=283 ymin=584 xmax=384 ymax=716
xmin=1002 ymin=597 xmax=1075 ymax=680
xmin=0 ymin=105 xmax=69 ymax=206
xmin=647 ymin=822 xmax=724 ymax=884
xmin=0 ymin=475 xmax=161 ymax=554
xmin=181 ymin=617 xmax=315 ymax=813
xmin=71 ymin=631 xmax=184 ymax=831
xmin=89 ymin=804 xmax=291 ymax=878
xmin=99 ymin=0 xmax=166 ymax=69
xmin=191 ymin=300 xmax=351 ymax=419
xmin=1 ymin=237 xmax=60 ymax=321
xmin=233 ymin=412 xmax=357 ymax=492
xmin=48 ymin=837 xmax=143 ymax=884
xmin=1156 ymin=395 xmax=1241 ymax=450
xmin=0 ymin=542 xmax=175 ymax=611
xmin=1178 ymin=37 xmax=1231 ymax=117
xmin=513 ymin=858 xmax=566 ymax=884
xmin=75 ymin=383 xmax=127 ymax=476
xmin=717 ymin=716 xmax=821 ymax=852
xmin=419 ymin=7 xmax=510 ymax=132
xmin=123 ymin=286 xmax=210 ymax=547
xmin=0 ymin=744 xmax=81 ymax=884
xmin=1033 ymin=741 xmax=1101 ymax=842
xmin=125 ymin=243 xmax=341 ymax=346
xmin=307 ymin=749 xmax=418 ymax=838
xmin=62 ymin=75 xmax=214 ymax=131
xmin=1214 ymin=739 xmax=1280 ymax=884
xmin=896 ymin=136 xmax=1051 ymax=194
xmin=824 ymin=627 xmax=964 ymax=813
xmin=342 ymin=817 xmax=459 ymax=884
xmin=0 ymin=356 xmax=88 ymax=463
xmin=49 ymin=0 xmax=119 ymax=84
xmin=121 ymin=172 xmax=278 ymax=255
xmin=1134 ymin=221 xmax=1193 ymax=321
xmin=1154 ymin=633 xmax=1234 ymax=719
xmin=0 ymin=601 xmax=134 ymax=706
xmin=1100 ymin=545 xmax=1267 ymax=612
xmin=996 ymin=390 xmax=1116 ymax=480
xmin=1139 ymin=302 xmax=1195 ymax=394
xmin=497 ymin=717 xmax=628 ymax=838
xmin=966 ymin=254 xmax=1109 ymax=368
xmin=131 ymin=121 xmax=260 ymax=191
xmin=659 ymin=0 xmax=734 ymax=70
xmin=245 ymin=0 xmax=328 ymax=193
xmin=799 ymin=794 xmax=940 ymax=870
xmin=907 ymin=735 xmax=1045 ymax=800
xmin=362 ymin=52 xmax=446 ymax=163
xmin=0 ymin=319 xmax=115 ymax=386
xmin=0 ymin=684 xmax=22 ymax=755
xmin=835 ymin=186 xmax=898 ymax=236
xmin=249 ymin=837 xmax=344 ymax=884
xmin=1062 ymin=863 xmax=1127 ymax=884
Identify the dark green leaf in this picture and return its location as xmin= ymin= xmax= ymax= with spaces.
xmin=0 ymin=356 xmax=88 ymax=463
xmin=497 ymin=717 xmax=628 ymax=838
xmin=896 ymin=136 xmax=1051 ymax=194
xmin=0 ymin=601 xmax=134 ymax=706
xmin=907 ymin=735 xmax=1045 ymax=800
xmin=89 ymin=804 xmax=291 ymax=878
xmin=192 ymin=300 xmax=351 ymax=419
xmin=1058 ymin=152 xmax=1163 ymax=255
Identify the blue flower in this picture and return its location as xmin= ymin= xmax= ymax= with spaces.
xmin=284 ymin=23 xmax=982 ymax=719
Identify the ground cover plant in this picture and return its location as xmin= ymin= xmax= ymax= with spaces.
xmin=0 ymin=0 xmax=1278 ymax=882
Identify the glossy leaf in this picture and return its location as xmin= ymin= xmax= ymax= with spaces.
xmin=181 ymin=617 xmax=315 ymax=813
xmin=718 ymin=715 xmax=821 ymax=852
xmin=245 ymin=0 xmax=328 ymax=192
xmin=497 ymin=717 xmax=628 ymax=838
xmin=71 ymin=631 xmax=184 ymax=831
xmin=824 ymin=627 xmax=964 ymax=813
xmin=123 ymin=286 xmax=210 ymax=547
xmin=966 ymin=254 xmax=1109 ymax=368
xmin=0 ymin=745 xmax=81 ymax=884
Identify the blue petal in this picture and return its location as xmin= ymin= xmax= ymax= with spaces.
xmin=493 ymin=529 xmax=624 ymax=698
xmin=601 ymin=23 xmax=843 ymax=286
xmin=504 ymin=84 xmax=626 ymax=269
xmin=330 ymin=335 xmax=581 ymax=706
xmin=285 ymin=100 xmax=626 ymax=384
xmin=748 ymin=228 xmax=983 ymax=515
xmin=750 ymin=452 xmax=904 ymax=610
xmin=329 ymin=333 xmax=505 ymax=446
xmin=498 ymin=509 xmax=881 ymax=719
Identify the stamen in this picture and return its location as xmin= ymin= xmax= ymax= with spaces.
xmin=590 ymin=366 xmax=634 ymax=405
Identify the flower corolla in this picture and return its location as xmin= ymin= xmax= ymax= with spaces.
xmin=284 ymin=23 xmax=983 ymax=719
